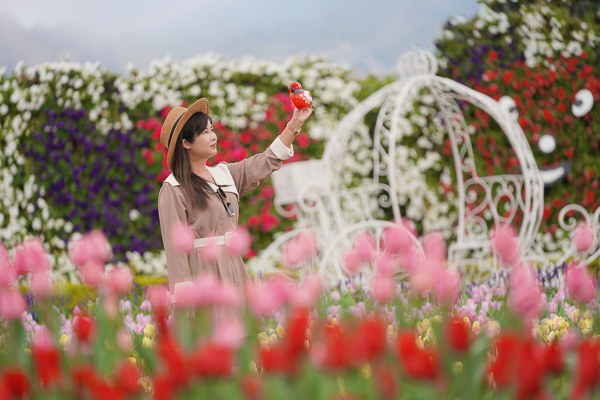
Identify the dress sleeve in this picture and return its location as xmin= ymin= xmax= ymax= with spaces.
xmin=157 ymin=184 xmax=193 ymax=292
xmin=227 ymin=136 xmax=294 ymax=197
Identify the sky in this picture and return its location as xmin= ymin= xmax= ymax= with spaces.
xmin=0 ymin=0 xmax=479 ymax=76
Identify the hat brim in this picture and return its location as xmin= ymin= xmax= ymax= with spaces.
xmin=166 ymin=98 xmax=210 ymax=171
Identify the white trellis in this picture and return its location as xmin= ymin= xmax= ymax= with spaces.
xmin=249 ymin=47 xmax=592 ymax=287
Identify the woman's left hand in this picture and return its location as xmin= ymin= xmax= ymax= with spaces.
xmin=290 ymin=104 xmax=316 ymax=126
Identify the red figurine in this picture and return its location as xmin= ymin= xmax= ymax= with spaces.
xmin=288 ymin=82 xmax=313 ymax=109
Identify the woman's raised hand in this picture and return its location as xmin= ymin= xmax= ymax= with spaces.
xmin=291 ymin=103 xmax=316 ymax=126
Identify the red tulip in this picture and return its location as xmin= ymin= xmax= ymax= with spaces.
xmin=446 ymin=317 xmax=471 ymax=352
xmin=189 ymin=343 xmax=233 ymax=377
xmin=352 ymin=318 xmax=387 ymax=362
xmin=396 ymin=330 xmax=439 ymax=380
xmin=570 ymin=340 xmax=600 ymax=400
xmin=74 ymin=314 xmax=95 ymax=343
xmin=240 ymin=375 xmax=262 ymax=400
xmin=157 ymin=334 xmax=188 ymax=385
xmin=32 ymin=330 xmax=62 ymax=386
xmin=115 ymin=362 xmax=140 ymax=395
xmin=0 ymin=367 xmax=29 ymax=399
xmin=260 ymin=344 xmax=297 ymax=373
xmin=488 ymin=333 xmax=520 ymax=387
xmin=375 ymin=362 xmax=399 ymax=399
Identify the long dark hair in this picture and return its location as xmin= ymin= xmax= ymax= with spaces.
xmin=171 ymin=112 xmax=214 ymax=210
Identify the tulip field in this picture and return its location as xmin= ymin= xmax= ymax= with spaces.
xmin=1 ymin=221 xmax=600 ymax=400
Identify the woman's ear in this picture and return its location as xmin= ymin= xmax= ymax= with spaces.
xmin=182 ymin=139 xmax=190 ymax=150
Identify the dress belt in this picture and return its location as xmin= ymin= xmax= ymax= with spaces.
xmin=193 ymin=232 xmax=233 ymax=248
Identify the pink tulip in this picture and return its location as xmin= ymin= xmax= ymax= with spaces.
xmin=215 ymin=284 xmax=243 ymax=308
xmin=431 ymin=267 xmax=460 ymax=306
xmin=353 ymin=233 xmax=375 ymax=262
xmin=200 ymin=236 xmax=220 ymax=261
xmin=296 ymin=232 xmax=318 ymax=257
xmin=369 ymin=277 xmax=396 ymax=303
xmin=194 ymin=273 xmax=222 ymax=305
xmin=401 ymin=217 xmax=419 ymax=237
xmin=401 ymin=248 xmax=422 ymax=271
xmin=573 ymin=224 xmax=596 ymax=253
xmin=212 ymin=317 xmax=246 ymax=349
xmin=0 ymin=244 xmax=17 ymax=287
xmin=507 ymin=263 xmax=540 ymax=320
xmin=12 ymin=237 xmax=49 ymax=275
xmin=330 ymin=291 xmax=341 ymax=301
xmin=147 ymin=286 xmax=172 ymax=311
xmin=116 ymin=328 xmax=133 ymax=351
xmin=30 ymin=272 xmax=53 ymax=298
xmin=32 ymin=327 xmax=53 ymax=349
xmin=0 ymin=288 xmax=26 ymax=320
xmin=491 ymin=224 xmax=520 ymax=266
xmin=288 ymin=273 xmax=322 ymax=309
xmin=80 ymin=260 xmax=105 ymax=286
xmin=86 ymin=230 xmax=112 ymax=263
xmin=565 ymin=263 xmax=596 ymax=304
xmin=283 ymin=244 xmax=305 ymax=268
xmin=69 ymin=230 xmax=112 ymax=267
xmin=108 ymin=267 xmax=133 ymax=294
xmin=245 ymin=281 xmax=286 ymax=316
xmin=422 ymin=231 xmax=446 ymax=262
xmin=170 ymin=222 xmax=195 ymax=253
xmin=383 ymin=225 xmax=413 ymax=255
xmin=343 ymin=249 xmax=362 ymax=275
xmin=172 ymin=281 xmax=196 ymax=306
xmin=375 ymin=254 xmax=396 ymax=277
xmin=227 ymin=228 xmax=251 ymax=256
xmin=104 ymin=293 xmax=119 ymax=319
xmin=409 ymin=262 xmax=434 ymax=294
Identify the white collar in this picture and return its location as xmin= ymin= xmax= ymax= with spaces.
xmin=163 ymin=164 xmax=239 ymax=196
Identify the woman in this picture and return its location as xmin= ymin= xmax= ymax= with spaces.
xmin=157 ymin=97 xmax=315 ymax=304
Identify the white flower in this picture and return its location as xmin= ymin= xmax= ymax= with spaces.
xmin=129 ymin=209 xmax=140 ymax=221
xmin=188 ymin=84 xmax=201 ymax=96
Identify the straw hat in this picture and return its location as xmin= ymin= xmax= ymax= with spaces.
xmin=160 ymin=98 xmax=210 ymax=171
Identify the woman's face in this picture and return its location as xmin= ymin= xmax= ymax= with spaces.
xmin=183 ymin=122 xmax=217 ymax=160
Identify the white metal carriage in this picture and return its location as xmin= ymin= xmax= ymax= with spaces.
xmin=248 ymin=48 xmax=598 ymax=288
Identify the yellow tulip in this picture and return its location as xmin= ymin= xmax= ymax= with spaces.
xmin=276 ymin=326 xmax=285 ymax=339
xmin=143 ymin=324 xmax=155 ymax=339
xmin=453 ymin=362 xmax=463 ymax=375
xmin=142 ymin=337 xmax=155 ymax=349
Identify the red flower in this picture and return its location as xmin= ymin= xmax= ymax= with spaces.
xmin=446 ymin=317 xmax=471 ymax=352
xmin=248 ymin=215 xmax=260 ymax=227
xmin=543 ymin=343 xmax=563 ymax=375
xmin=115 ymin=362 xmax=140 ymax=395
xmin=72 ymin=365 xmax=99 ymax=398
xmin=352 ymin=318 xmax=387 ymax=362
xmin=488 ymin=333 xmax=520 ymax=387
xmin=189 ymin=343 xmax=233 ymax=377
xmin=297 ymin=134 xmax=310 ymax=149
xmin=240 ymin=374 xmax=262 ymax=400
xmin=157 ymin=334 xmax=188 ymax=385
xmin=396 ymin=330 xmax=439 ymax=380
xmin=260 ymin=344 xmax=297 ymax=373
xmin=570 ymin=340 xmax=600 ymax=400
xmin=259 ymin=309 xmax=308 ymax=373
xmin=1 ymin=367 xmax=29 ymax=399
xmin=152 ymin=372 xmax=175 ymax=400
xmin=231 ymin=148 xmax=248 ymax=161
xmin=32 ymin=341 xmax=61 ymax=386
xmin=374 ymin=362 xmax=399 ymax=399
xmin=74 ymin=314 xmax=95 ymax=343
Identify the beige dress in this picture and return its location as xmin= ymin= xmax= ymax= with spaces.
xmin=157 ymin=136 xmax=293 ymax=295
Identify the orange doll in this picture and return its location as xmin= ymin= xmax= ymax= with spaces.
xmin=288 ymin=82 xmax=313 ymax=109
